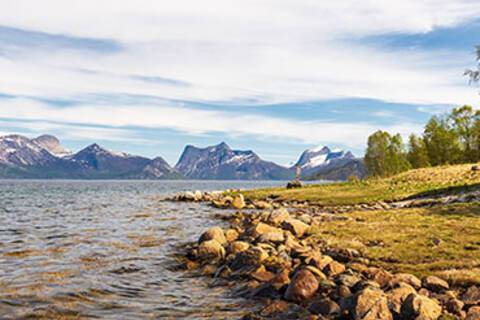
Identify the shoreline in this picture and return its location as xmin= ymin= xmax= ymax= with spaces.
xmin=169 ymin=180 xmax=480 ymax=319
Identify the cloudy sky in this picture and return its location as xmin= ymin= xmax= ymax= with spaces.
xmin=1 ymin=0 xmax=479 ymax=165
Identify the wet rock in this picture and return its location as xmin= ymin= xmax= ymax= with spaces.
xmin=198 ymin=239 xmax=225 ymax=260
xmin=422 ymin=276 xmax=449 ymax=293
xmin=390 ymin=273 xmax=422 ymax=289
xmin=401 ymin=293 xmax=442 ymax=320
xmin=271 ymin=268 xmax=291 ymax=290
xmin=259 ymin=300 xmax=289 ymax=317
xmin=323 ymin=261 xmax=346 ymax=277
xmin=225 ymin=229 xmax=239 ymax=242
xmin=229 ymin=241 xmax=250 ymax=254
xmin=268 ymin=208 xmax=290 ymax=225
xmin=445 ymin=298 xmax=464 ymax=316
xmin=351 ymin=287 xmax=393 ymax=320
xmin=250 ymin=265 xmax=275 ymax=282
xmin=387 ymin=282 xmax=417 ymax=314
xmin=282 ymin=218 xmax=310 ymax=237
xmin=466 ymin=306 xmax=480 ymax=320
xmin=462 ymin=286 xmax=480 ymax=305
xmin=199 ymin=226 xmax=227 ymax=245
xmin=308 ymin=298 xmax=340 ymax=316
xmin=284 ymin=269 xmax=319 ymax=302
xmin=232 ymin=194 xmax=245 ymax=209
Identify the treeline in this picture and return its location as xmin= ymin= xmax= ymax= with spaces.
xmin=365 ymin=105 xmax=480 ymax=177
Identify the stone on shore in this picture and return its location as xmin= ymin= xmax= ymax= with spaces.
xmin=198 ymin=239 xmax=225 ymax=260
xmin=308 ymin=298 xmax=341 ymax=317
xmin=387 ymin=282 xmax=417 ymax=314
xmin=229 ymin=241 xmax=250 ymax=254
xmin=268 ymin=208 xmax=290 ymax=225
xmin=323 ymin=261 xmax=346 ymax=277
xmin=400 ymin=293 xmax=442 ymax=320
xmin=232 ymin=194 xmax=245 ymax=209
xmin=282 ymin=218 xmax=310 ymax=237
xmin=250 ymin=222 xmax=283 ymax=238
xmin=462 ymin=286 xmax=480 ymax=305
xmin=199 ymin=226 xmax=227 ymax=245
xmin=284 ymin=269 xmax=319 ymax=302
xmin=390 ymin=273 xmax=422 ymax=289
xmin=351 ymin=287 xmax=393 ymax=320
xmin=225 ymin=229 xmax=239 ymax=242
xmin=466 ymin=306 xmax=480 ymax=320
xmin=422 ymin=276 xmax=449 ymax=292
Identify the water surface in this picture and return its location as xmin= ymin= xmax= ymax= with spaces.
xmin=0 ymin=180 xmax=287 ymax=319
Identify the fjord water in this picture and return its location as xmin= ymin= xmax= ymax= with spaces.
xmin=0 ymin=180 xmax=286 ymax=319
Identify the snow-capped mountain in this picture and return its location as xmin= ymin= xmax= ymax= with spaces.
xmin=294 ymin=146 xmax=364 ymax=179
xmin=0 ymin=134 xmax=181 ymax=179
xmin=175 ymin=142 xmax=293 ymax=180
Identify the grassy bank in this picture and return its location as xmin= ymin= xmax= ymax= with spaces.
xmin=234 ymin=163 xmax=480 ymax=206
xmin=307 ymin=203 xmax=480 ymax=285
xmin=229 ymin=163 xmax=480 ymax=285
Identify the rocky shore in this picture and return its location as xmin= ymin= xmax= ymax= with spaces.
xmin=170 ymin=192 xmax=480 ymax=319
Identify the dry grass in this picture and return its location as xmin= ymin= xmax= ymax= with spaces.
xmin=306 ymin=203 xmax=480 ymax=285
xmin=236 ymin=163 xmax=480 ymax=206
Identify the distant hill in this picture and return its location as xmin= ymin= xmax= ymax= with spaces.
xmin=293 ymin=146 xmax=366 ymax=180
xmin=175 ymin=142 xmax=293 ymax=180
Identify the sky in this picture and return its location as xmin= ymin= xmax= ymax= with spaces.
xmin=0 ymin=0 xmax=479 ymax=166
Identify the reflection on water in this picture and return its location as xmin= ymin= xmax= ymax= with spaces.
xmin=0 ymin=180 xmax=286 ymax=319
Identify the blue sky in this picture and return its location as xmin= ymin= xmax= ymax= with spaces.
xmin=0 ymin=1 xmax=479 ymax=166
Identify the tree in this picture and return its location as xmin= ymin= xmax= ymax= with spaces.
xmin=407 ymin=134 xmax=430 ymax=168
xmin=423 ymin=116 xmax=462 ymax=166
xmin=365 ymin=131 xmax=410 ymax=177
xmin=465 ymin=46 xmax=480 ymax=85
xmin=365 ymin=130 xmax=391 ymax=177
xmin=449 ymin=105 xmax=478 ymax=162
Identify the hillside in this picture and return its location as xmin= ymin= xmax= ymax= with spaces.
xmin=237 ymin=163 xmax=480 ymax=206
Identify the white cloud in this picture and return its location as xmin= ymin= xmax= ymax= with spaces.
xmin=0 ymin=98 xmax=423 ymax=149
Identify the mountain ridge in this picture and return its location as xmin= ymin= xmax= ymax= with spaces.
xmin=0 ymin=134 xmax=365 ymax=180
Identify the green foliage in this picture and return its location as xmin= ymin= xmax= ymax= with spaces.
xmin=365 ymin=131 xmax=410 ymax=177
xmin=407 ymin=134 xmax=430 ymax=168
xmin=423 ymin=115 xmax=463 ymax=166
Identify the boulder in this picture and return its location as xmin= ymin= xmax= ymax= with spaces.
xmin=183 ymin=191 xmax=196 ymax=201
xmin=462 ymin=286 xmax=480 ymax=305
xmin=422 ymin=276 xmax=449 ymax=292
xmin=194 ymin=190 xmax=203 ymax=201
xmin=271 ymin=268 xmax=291 ymax=290
xmin=366 ymin=268 xmax=393 ymax=288
xmin=250 ymin=222 xmax=283 ymax=238
xmin=232 ymin=194 xmax=245 ymax=209
xmin=401 ymin=293 xmax=442 ymax=320
xmin=308 ymin=298 xmax=341 ymax=316
xmin=311 ymin=255 xmax=334 ymax=270
xmin=253 ymin=200 xmax=272 ymax=209
xmin=387 ymin=283 xmax=416 ymax=314
xmin=250 ymin=265 xmax=275 ymax=282
xmin=282 ymin=218 xmax=310 ymax=237
xmin=323 ymin=261 xmax=346 ymax=277
xmin=259 ymin=232 xmax=285 ymax=243
xmin=229 ymin=241 xmax=250 ymax=254
xmin=268 ymin=208 xmax=290 ymax=225
xmin=199 ymin=226 xmax=227 ymax=245
xmin=198 ymin=239 xmax=225 ymax=260
xmin=466 ymin=306 xmax=480 ymax=320
xmin=390 ymin=273 xmax=422 ymax=289
xmin=284 ymin=269 xmax=319 ymax=302
xmin=351 ymin=287 xmax=393 ymax=320
xmin=225 ymin=229 xmax=239 ymax=242
xmin=445 ymin=298 xmax=464 ymax=316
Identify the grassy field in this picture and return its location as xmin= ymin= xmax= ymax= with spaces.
xmin=307 ymin=203 xmax=480 ymax=285
xmin=235 ymin=163 xmax=480 ymax=206
xmin=233 ymin=164 xmax=480 ymax=285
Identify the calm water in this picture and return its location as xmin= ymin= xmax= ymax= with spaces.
xmin=0 ymin=180 xmax=287 ymax=319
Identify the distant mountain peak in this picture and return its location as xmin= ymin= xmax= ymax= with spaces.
xmin=294 ymin=145 xmax=359 ymax=177
xmin=33 ymin=134 xmax=71 ymax=157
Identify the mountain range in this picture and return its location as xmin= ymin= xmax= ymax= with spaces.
xmin=0 ymin=134 xmax=365 ymax=180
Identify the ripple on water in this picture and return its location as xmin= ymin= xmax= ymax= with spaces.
xmin=0 ymin=180 xmax=286 ymax=319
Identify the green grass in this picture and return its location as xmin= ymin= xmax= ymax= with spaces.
xmin=306 ymin=203 xmax=480 ymax=285
xmin=234 ymin=163 xmax=480 ymax=206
